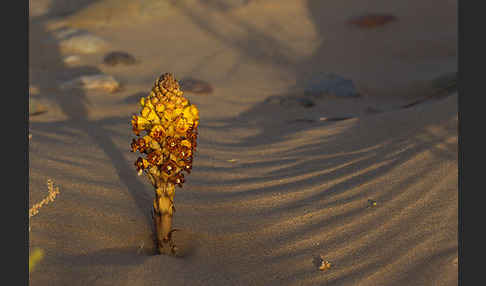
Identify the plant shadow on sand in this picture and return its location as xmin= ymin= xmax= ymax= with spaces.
xmin=30 ymin=26 xmax=202 ymax=286
xmin=29 ymin=0 xmax=163 ymax=275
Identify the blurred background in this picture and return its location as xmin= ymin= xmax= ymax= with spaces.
xmin=29 ymin=0 xmax=457 ymax=118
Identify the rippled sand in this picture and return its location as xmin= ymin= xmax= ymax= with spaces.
xmin=29 ymin=0 xmax=458 ymax=285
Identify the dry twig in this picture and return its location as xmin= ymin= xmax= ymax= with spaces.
xmin=29 ymin=179 xmax=60 ymax=219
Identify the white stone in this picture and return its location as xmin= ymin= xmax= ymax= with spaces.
xmin=60 ymin=74 xmax=120 ymax=93
xmin=63 ymin=55 xmax=81 ymax=65
xmin=53 ymin=28 xmax=108 ymax=54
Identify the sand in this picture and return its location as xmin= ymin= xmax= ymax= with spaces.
xmin=29 ymin=0 xmax=458 ymax=285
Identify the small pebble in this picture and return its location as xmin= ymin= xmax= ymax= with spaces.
xmin=367 ymin=199 xmax=377 ymax=208
xmin=63 ymin=55 xmax=81 ymax=65
xmin=59 ymin=74 xmax=120 ymax=93
xmin=319 ymin=256 xmax=332 ymax=271
xmin=103 ymin=51 xmax=137 ymax=66
xmin=303 ymin=73 xmax=360 ymax=98
xmin=365 ymin=106 xmax=383 ymax=114
xmin=137 ymin=241 xmax=145 ymax=254
xmin=319 ymin=116 xmax=353 ymax=122
xmin=298 ymin=98 xmax=315 ymax=108
xmin=348 ymin=14 xmax=397 ymax=28
xmin=29 ymin=98 xmax=48 ymax=116
xmin=180 ymin=78 xmax=213 ymax=94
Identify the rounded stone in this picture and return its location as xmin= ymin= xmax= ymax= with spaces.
xmin=103 ymin=51 xmax=138 ymax=66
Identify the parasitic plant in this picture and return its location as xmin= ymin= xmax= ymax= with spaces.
xmin=130 ymin=73 xmax=199 ymax=255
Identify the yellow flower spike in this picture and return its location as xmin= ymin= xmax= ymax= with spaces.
xmin=130 ymin=72 xmax=199 ymax=255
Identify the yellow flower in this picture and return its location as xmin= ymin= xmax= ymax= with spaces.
xmin=165 ymin=100 xmax=176 ymax=110
xmin=131 ymin=137 xmax=148 ymax=153
xmin=175 ymin=97 xmax=188 ymax=108
xmin=147 ymin=150 xmax=163 ymax=165
xmin=180 ymin=139 xmax=192 ymax=148
xmin=155 ymin=103 xmax=165 ymax=113
xmin=131 ymin=115 xmax=150 ymax=135
xmin=143 ymin=135 xmax=161 ymax=150
xmin=141 ymin=106 xmax=152 ymax=118
xmin=135 ymin=157 xmax=150 ymax=174
xmin=165 ymin=124 xmax=175 ymax=137
xmin=163 ymin=109 xmax=175 ymax=122
xmin=183 ymin=105 xmax=199 ymax=122
xmin=174 ymin=107 xmax=184 ymax=117
xmin=150 ymin=96 xmax=160 ymax=105
xmin=146 ymin=109 xmax=161 ymax=124
xmin=149 ymin=125 xmax=165 ymax=141
xmin=175 ymin=117 xmax=190 ymax=134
